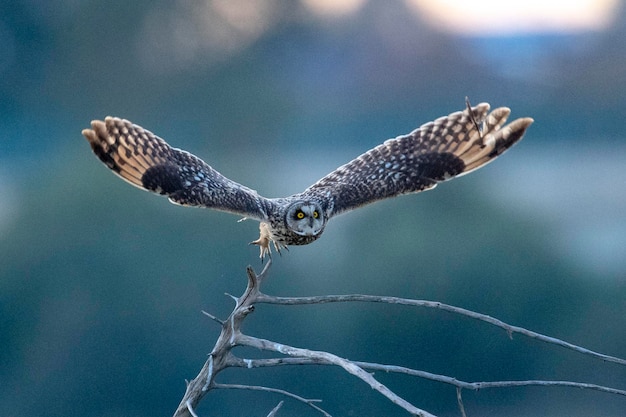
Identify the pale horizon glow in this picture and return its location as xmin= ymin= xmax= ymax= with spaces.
xmin=406 ymin=0 xmax=620 ymax=35
xmin=301 ymin=0 xmax=367 ymax=17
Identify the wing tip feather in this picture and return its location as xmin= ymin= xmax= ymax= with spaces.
xmin=82 ymin=116 xmax=150 ymax=189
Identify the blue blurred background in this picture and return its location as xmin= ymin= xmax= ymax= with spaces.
xmin=1 ymin=1 xmax=625 ymax=416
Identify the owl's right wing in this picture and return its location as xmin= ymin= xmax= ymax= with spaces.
xmin=82 ymin=117 xmax=273 ymax=222
xmin=302 ymin=102 xmax=533 ymax=218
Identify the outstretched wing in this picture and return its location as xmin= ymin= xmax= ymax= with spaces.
xmin=82 ymin=117 xmax=272 ymax=221
xmin=302 ymin=102 xmax=533 ymax=217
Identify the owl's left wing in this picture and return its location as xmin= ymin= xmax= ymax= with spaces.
xmin=302 ymin=103 xmax=533 ymax=218
xmin=82 ymin=117 xmax=273 ymax=221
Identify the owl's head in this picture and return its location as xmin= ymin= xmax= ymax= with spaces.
xmin=285 ymin=201 xmax=325 ymax=237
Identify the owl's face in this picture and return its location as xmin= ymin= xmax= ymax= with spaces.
xmin=285 ymin=201 xmax=325 ymax=237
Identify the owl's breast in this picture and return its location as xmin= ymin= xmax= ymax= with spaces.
xmin=268 ymin=222 xmax=324 ymax=246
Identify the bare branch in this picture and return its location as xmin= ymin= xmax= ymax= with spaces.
xmin=256 ymin=293 xmax=626 ymax=367
xmin=469 ymin=380 xmax=626 ymax=396
xmin=226 ymin=356 xmax=320 ymax=368
xmin=201 ymin=310 xmax=224 ymax=325
xmin=353 ymin=361 xmax=626 ymax=396
xmin=173 ymin=261 xmax=273 ymax=417
xmin=226 ymin=356 xmax=626 ymax=398
xmin=267 ymin=401 xmax=284 ymax=417
xmin=236 ymin=334 xmax=437 ymax=417
xmin=456 ymin=388 xmax=467 ymax=417
xmin=185 ymin=400 xmax=199 ymax=417
xmin=174 ymin=261 xmax=625 ymax=417
xmin=214 ymin=383 xmax=331 ymax=417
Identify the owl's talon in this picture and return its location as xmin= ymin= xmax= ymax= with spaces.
xmin=272 ymin=241 xmax=289 ymax=258
xmin=250 ymin=237 xmax=271 ymax=261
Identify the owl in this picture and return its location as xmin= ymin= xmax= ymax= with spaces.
xmin=82 ymin=101 xmax=532 ymax=259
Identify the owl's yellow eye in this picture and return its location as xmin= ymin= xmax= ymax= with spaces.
xmin=296 ymin=211 xmax=305 ymax=219
xmin=313 ymin=211 xmax=319 ymax=218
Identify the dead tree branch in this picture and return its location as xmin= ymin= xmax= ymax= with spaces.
xmin=256 ymin=294 xmax=626 ymax=366
xmin=213 ymin=384 xmax=327 ymax=417
xmin=173 ymin=261 xmax=626 ymax=417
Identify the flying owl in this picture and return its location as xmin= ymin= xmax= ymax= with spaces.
xmin=82 ymin=101 xmax=532 ymax=259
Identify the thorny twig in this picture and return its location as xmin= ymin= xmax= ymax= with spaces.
xmin=213 ymin=384 xmax=329 ymax=417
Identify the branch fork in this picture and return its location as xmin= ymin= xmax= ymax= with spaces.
xmin=174 ymin=261 xmax=626 ymax=417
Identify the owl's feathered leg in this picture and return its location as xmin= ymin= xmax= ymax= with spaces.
xmin=250 ymin=223 xmax=271 ymax=260
xmin=250 ymin=222 xmax=289 ymax=261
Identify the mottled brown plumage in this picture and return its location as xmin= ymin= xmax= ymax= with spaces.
xmin=83 ymin=102 xmax=533 ymax=259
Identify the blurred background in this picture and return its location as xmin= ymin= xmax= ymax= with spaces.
xmin=1 ymin=1 xmax=625 ymax=416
